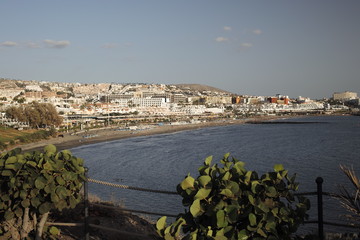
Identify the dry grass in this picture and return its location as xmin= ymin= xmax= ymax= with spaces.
xmin=0 ymin=126 xmax=35 ymax=142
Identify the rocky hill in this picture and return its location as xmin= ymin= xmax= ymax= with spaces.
xmin=174 ymin=84 xmax=233 ymax=94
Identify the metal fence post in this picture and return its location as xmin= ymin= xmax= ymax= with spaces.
xmin=84 ymin=167 xmax=89 ymax=240
xmin=316 ymin=177 xmax=324 ymax=240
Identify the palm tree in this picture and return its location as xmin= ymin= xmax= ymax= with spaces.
xmin=337 ymin=165 xmax=360 ymax=227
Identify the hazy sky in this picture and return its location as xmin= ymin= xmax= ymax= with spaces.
xmin=1 ymin=1 xmax=359 ymax=99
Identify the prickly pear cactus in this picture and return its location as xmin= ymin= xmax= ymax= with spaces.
xmin=0 ymin=145 xmax=86 ymax=239
xmin=156 ymin=153 xmax=310 ymax=240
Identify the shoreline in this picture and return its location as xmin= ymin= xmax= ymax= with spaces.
xmin=14 ymin=114 xmax=329 ymax=153
xmin=17 ymin=119 xmax=247 ymax=152
xmin=16 ymin=116 xmax=278 ymax=153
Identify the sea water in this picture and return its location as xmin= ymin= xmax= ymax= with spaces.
xmin=71 ymin=115 xmax=360 ymax=233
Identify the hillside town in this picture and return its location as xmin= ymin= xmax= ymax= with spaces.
xmin=0 ymin=78 xmax=359 ymax=130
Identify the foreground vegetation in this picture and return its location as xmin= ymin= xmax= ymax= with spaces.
xmin=338 ymin=165 xmax=360 ymax=227
xmin=1 ymin=144 xmax=359 ymax=239
xmin=156 ymin=154 xmax=310 ymax=240
xmin=155 ymin=155 xmax=360 ymax=240
xmin=0 ymin=145 xmax=85 ymax=239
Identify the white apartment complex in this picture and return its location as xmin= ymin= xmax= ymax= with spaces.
xmin=333 ymin=91 xmax=358 ymax=101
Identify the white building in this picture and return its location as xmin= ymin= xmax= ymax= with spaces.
xmin=25 ymin=85 xmax=43 ymax=92
xmin=204 ymin=107 xmax=224 ymax=114
xmin=333 ymin=91 xmax=358 ymax=101
xmin=132 ymin=97 xmax=166 ymax=107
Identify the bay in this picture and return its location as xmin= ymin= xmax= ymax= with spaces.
xmin=71 ymin=115 xmax=360 ymax=233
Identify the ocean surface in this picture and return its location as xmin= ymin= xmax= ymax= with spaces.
xmin=71 ymin=115 xmax=360 ymax=233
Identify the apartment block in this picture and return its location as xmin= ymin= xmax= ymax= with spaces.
xmin=333 ymin=91 xmax=358 ymax=101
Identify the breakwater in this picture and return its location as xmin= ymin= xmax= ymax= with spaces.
xmin=246 ymin=120 xmax=328 ymax=124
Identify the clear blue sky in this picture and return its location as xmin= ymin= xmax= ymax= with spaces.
xmin=1 ymin=0 xmax=359 ymax=99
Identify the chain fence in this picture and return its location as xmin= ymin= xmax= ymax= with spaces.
xmin=87 ymin=178 xmax=178 ymax=195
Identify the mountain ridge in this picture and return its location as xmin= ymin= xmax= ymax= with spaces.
xmin=174 ymin=84 xmax=233 ymax=94
xmin=1 ymin=77 xmax=235 ymax=95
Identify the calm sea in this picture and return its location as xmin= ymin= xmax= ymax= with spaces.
xmin=71 ymin=115 xmax=360 ymax=233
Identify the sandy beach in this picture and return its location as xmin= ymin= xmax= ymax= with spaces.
xmin=16 ymin=116 xmax=283 ymax=153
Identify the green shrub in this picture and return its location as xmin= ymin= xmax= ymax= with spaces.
xmin=14 ymin=129 xmax=56 ymax=145
xmin=48 ymin=127 xmax=57 ymax=137
xmin=0 ymin=141 xmax=6 ymax=151
xmin=0 ymin=145 xmax=85 ymax=239
xmin=17 ymin=136 xmax=28 ymax=143
xmin=156 ymin=154 xmax=310 ymax=240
